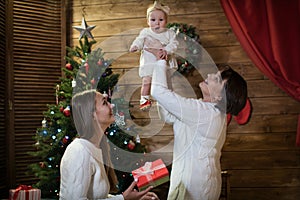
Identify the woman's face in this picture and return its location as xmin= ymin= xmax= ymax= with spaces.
xmin=94 ymin=92 xmax=115 ymax=129
xmin=147 ymin=10 xmax=167 ymax=33
xmin=199 ymin=71 xmax=225 ymax=102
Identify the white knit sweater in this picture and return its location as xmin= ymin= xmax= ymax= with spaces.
xmin=59 ymin=138 xmax=123 ymax=200
xmin=151 ymin=60 xmax=227 ymax=200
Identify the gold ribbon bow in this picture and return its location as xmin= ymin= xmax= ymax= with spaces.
xmin=147 ymin=1 xmax=170 ymax=18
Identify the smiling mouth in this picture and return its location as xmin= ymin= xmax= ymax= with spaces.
xmin=155 ymin=27 xmax=160 ymax=30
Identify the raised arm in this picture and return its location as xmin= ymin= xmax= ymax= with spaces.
xmin=151 ymin=60 xmax=202 ymax=125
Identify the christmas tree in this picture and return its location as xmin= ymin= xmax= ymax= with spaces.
xmin=28 ymin=22 xmax=146 ymax=198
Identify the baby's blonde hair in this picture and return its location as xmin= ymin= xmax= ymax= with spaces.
xmin=146 ymin=1 xmax=170 ymax=19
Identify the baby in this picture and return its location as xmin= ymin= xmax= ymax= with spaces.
xmin=130 ymin=1 xmax=178 ymax=111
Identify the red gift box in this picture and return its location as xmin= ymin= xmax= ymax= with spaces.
xmin=9 ymin=185 xmax=41 ymax=200
xmin=132 ymin=159 xmax=169 ymax=190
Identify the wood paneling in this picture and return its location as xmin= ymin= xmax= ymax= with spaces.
xmin=70 ymin=0 xmax=300 ymax=199
xmin=0 ymin=0 xmax=6 ymax=197
xmin=1 ymin=1 xmax=66 ymax=197
xmin=230 ymin=188 xmax=300 ymax=200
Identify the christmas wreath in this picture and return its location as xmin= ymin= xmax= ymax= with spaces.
xmin=167 ymin=23 xmax=201 ymax=74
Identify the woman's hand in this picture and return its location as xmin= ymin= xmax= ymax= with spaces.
xmin=122 ymin=180 xmax=159 ymax=200
xmin=144 ymin=37 xmax=163 ymax=50
xmin=145 ymin=48 xmax=167 ymax=60
xmin=144 ymin=37 xmax=166 ymax=60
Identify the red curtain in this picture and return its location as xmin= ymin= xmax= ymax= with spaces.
xmin=220 ymin=0 xmax=300 ymax=145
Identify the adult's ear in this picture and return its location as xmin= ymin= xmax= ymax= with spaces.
xmin=93 ymin=111 xmax=97 ymax=121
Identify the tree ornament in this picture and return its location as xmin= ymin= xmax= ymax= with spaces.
xmin=136 ymin=134 xmax=141 ymax=143
xmin=56 ymin=85 xmax=60 ymax=105
xmin=59 ymin=91 xmax=65 ymax=101
xmin=35 ymin=141 xmax=40 ymax=148
xmin=73 ymin=17 xmax=96 ymax=40
xmin=63 ymin=106 xmax=71 ymax=117
xmin=127 ymin=140 xmax=136 ymax=150
xmin=65 ymin=63 xmax=73 ymax=70
xmin=72 ymin=79 xmax=76 ymax=88
xmin=115 ymin=112 xmax=125 ymax=126
xmin=97 ymin=59 xmax=103 ymax=66
xmin=62 ymin=136 xmax=69 ymax=144
xmin=42 ymin=118 xmax=47 ymax=128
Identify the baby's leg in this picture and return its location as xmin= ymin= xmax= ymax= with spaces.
xmin=140 ymin=76 xmax=152 ymax=110
xmin=141 ymin=76 xmax=152 ymax=96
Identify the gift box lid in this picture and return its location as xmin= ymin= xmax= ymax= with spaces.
xmin=132 ymin=159 xmax=169 ymax=188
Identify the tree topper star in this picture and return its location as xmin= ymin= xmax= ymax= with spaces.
xmin=73 ymin=17 xmax=96 ymax=40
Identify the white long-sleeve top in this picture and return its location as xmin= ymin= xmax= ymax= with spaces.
xmin=131 ymin=28 xmax=178 ymax=54
xmin=151 ymin=61 xmax=227 ymax=200
xmin=59 ymin=138 xmax=124 ymax=200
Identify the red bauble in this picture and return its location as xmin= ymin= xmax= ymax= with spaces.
xmin=59 ymin=106 xmax=64 ymax=113
xmin=63 ymin=106 xmax=71 ymax=117
xmin=65 ymin=63 xmax=73 ymax=70
xmin=127 ymin=140 xmax=136 ymax=150
xmin=97 ymin=59 xmax=103 ymax=66
xmin=62 ymin=137 xmax=68 ymax=144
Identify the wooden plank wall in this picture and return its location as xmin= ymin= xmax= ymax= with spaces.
xmin=69 ymin=0 xmax=300 ymax=199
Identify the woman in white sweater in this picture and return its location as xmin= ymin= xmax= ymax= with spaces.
xmin=59 ymin=90 xmax=159 ymax=200
xmin=150 ymin=58 xmax=247 ymax=199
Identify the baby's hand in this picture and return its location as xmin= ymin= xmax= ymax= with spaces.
xmin=130 ymin=46 xmax=138 ymax=52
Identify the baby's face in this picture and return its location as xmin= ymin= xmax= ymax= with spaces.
xmin=147 ymin=10 xmax=167 ymax=33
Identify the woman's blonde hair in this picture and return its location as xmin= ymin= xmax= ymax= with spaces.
xmin=72 ymin=89 xmax=97 ymax=139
